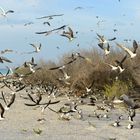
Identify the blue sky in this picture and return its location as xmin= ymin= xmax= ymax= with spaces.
xmin=0 ymin=0 xmax=140 ymax=67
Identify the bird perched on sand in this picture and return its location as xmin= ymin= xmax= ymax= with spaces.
xmin=0 ymin=7 xmax=14 ymax=17
xmin=115 ymin=40 xmax=138 ymax=59
xmin=61 ymin=27 xmax=75 ymax=41
xmin=128 ymin=109 xmax=135 ymax=121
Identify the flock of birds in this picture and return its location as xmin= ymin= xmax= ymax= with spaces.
xmin=0 ymin=4 xmax=139 ymax=135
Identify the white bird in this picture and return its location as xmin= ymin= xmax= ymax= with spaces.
xmin=98 ymin=43 xmax=110 ymax=55
xmin=127 ymin=121 xmax=134 ymax=129
xmin=96 ymin=33 xmax=116 ymax=44
xmin=0 ymin=7 xmax=14 ymax=17
xmin=97 ymin=33 xmax=108 ymax=44
xmin=115 ymin=55 xmax=127 ymax=73
xmin=115 ymin=40 xmax=138 ymax=58
xmin=112 ymin=120 xmax=120 ymax=127
xmin=104 ymin=63 xmax=118 ymax=71
xmin=29 ymin=43 xmax=41 ymax=53
xmin=60 ymin=69 xmax=70 ymax=80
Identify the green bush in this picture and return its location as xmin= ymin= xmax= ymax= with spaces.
xmin=104 ymin=80 xmax=133 ymax=99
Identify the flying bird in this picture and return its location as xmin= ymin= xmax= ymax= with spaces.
xmin=96 ymin=33 xmax=116 ymax=44
xmin=36 ymin=14 xmax=64 ymax=19
xmin=60 ymin=27 xmax=75 ymax=41
xmin=98 ymin=43 xmax=110 ymax=55
xmin=35 ymin=25 xmax=67 ymax=35
xmin=115 ymin=55 xmax=127 ymax=73
xmin=29 ymin=43 xmax=41 ymax=53
xmin=1 ymin=91 xmax=16 ymax=110
xmin=104 ymin=63 xmax=118 ymax=71
xmin=0 ymin=56 xmax=12 ymax=63
xmin=0 ymin=7 xmax=14 ymax=17
xmin=24 ymin=22 xmax=34 ymax=26
xmin=74 ymin=7 xmax=84 ymax=10
xmin=0 ymin=49 xmax=13 ymax=54
xmin=43 ymin=21 xmax=51 ymax=26
xmin=115 ymin=40 xmax=138 ymax=58
xmin=0 ymin=103 xmax=4 ymax=120
xmin=59 ymin=68 xmax=70 ymax=80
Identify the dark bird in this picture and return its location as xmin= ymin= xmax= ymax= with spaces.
xmin=43 ymin=21 xmax=50 ymax=26
xmin=0 ymin=103 xmax=5 ymax=120
xmin=1 ymin=91 xmax=16 ymax=110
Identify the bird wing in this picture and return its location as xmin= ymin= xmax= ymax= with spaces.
xmin=7 ymin=93 xmax=16 ymax=107
xmin=120 ymin=55 xmax=127 ymax=64
xmin=108 ymin=37 xmax=116 ymax=41
xmin=36 ymin=14 xmax=64 ymax=19
xmin=60 ymin=34 xmax=71 ymax=40
xmin=59 ymin=69 xmax=68 ymax=79
xmin=107 ymin=43 xmax=110 ymax=51
xmin=98 ymin=43 xmax=104 ymax=50
xmin=39 ymin=43 xmax=42 ymax=49
xmin=0 ymin=56 xmax=12 ymax=63
xmin=36 ymin=94 xmax=42 ymax=104
xmin=0 ymin=7 xmax=5 ymax=15
xmin=133 ymin=40 xmax=138 ymax=53
xmin=49 ymin=65 xmax=65 ymax=70
xmin=116 ymin=43 xmax=134 ymax=56
xmin=30 ymin=44 xmax=37 ymax=49
xmin=68 ymin=27 xmax=74 ymax=37
xmin=35 ymin=31 xmax=49 ymax=34
xmin=0 ymin=103 xmax=4 ymax=117
xmin=1 ymin=91 xmax=8 ymax=106
xmin=6 ymin=10 xmax=14 ymax=14
xmin=27 ymin=94 xmax=37 ymax=104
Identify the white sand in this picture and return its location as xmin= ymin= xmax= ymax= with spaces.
xmin=0 ymin=90 xmax=140 ymax=140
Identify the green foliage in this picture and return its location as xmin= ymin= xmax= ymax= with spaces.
xmin=104 ymin=80 xmax=132 ymax=99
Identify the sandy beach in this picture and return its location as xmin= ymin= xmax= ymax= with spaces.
xmin=0 ymin=89 xmax=140 ymax=140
